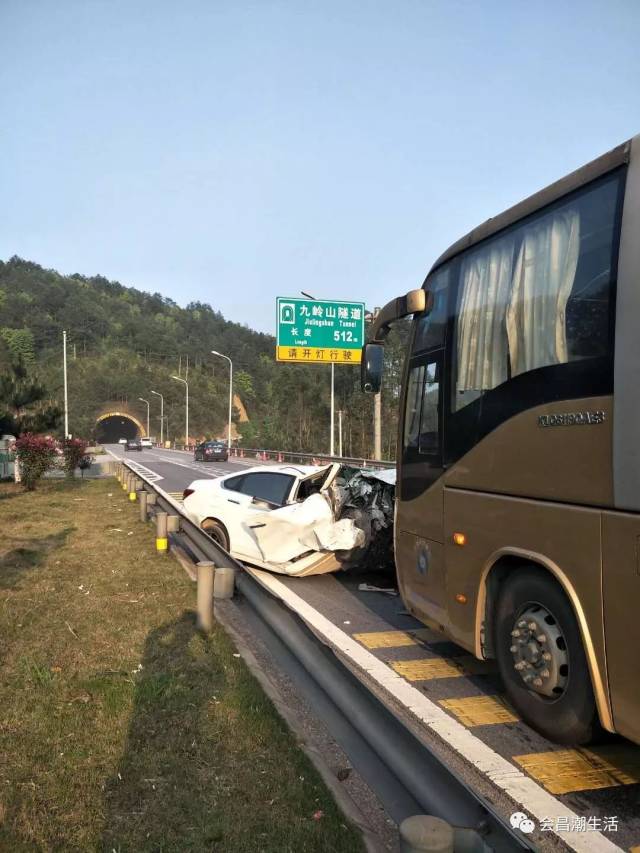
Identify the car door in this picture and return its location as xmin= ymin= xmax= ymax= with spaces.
xmin=225 ymin=472 xmax=296 ymax=559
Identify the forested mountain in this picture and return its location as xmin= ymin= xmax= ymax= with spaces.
xmin=0 ymin=256 xmax=407 ymax=457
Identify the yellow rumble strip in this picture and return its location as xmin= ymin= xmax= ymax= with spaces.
xmin=390 ymin=655 xmax=494 ymax=681
xmin=353 ymin=631 xmax=418 ymax=649
xmin=514 ymin=745 xmax=640 ymax=795
xmin=439 ymin=695 xmax=519 ymax=727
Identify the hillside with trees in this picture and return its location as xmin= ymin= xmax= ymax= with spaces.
xmin=0 ymin=256 xmax=407 ymax=457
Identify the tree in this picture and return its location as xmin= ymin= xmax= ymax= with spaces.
xmin=14 ymin=433 xmax=57 ymax=490
xmin=0 ymin=359 xmax=62 ymax=438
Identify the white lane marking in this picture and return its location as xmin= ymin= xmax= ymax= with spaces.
xmin=245 ymin=567 xmax=621 ymax=853
xmin=144 ymin=452 xmax=228 ymax=478
xmin=104 ymin=449 xmax=164 ymax=482
xmin=151 ymin=448 xmax=267 ymax=467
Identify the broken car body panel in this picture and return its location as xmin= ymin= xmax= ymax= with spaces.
xmin=181 ymin=462 xmax=395 ymax=576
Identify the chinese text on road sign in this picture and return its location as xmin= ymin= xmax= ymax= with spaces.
xmin=276 ymin=298 xmax=365 ymax=364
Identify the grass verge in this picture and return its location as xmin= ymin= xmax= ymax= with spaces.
xmin=0 ymin=479 xmax=365 ymax=852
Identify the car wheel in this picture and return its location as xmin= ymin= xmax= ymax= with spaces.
xmin=201 ymin=519 xmax=230 ymax=551
xmin=495 ymin=567 xmax=599 ymax=745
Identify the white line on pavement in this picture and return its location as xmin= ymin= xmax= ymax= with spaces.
xmin=245 ymin=567 xmax=621 ymax=853
xmin=104 ymin=448 xmax=164 ymax=481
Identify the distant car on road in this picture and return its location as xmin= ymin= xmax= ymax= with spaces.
xmin=118 ymin=438 xmax=127 ymax=445
xmin=125 ymin=438 xmax=142 ymax=452
xmin=194 ymin=440 xmax=228 ymax=462
xmin=140 ymin=437 xmax=153 ymax=448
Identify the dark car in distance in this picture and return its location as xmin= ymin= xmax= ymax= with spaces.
xmin=194 ymin=440 xmax=228 ymax=462
xmin=125 ymin=438 xmax=143 ymax=452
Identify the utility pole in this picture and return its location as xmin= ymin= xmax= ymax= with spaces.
xmin=337 ymin=410 xmax=343 ymax=458
xmin=374 ymin=392 xmax=382 ymax=460
xmin=63 ymin=330 xmax=69 ymax=439
xmin=151 ymin=390 xmax=164 ymax=445
xmin=171 ymin=375 xmax=189 ymax=447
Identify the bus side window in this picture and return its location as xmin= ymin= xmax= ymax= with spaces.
xmin=419 ymin=361 xmax=440 ymax=455
xmin=404 ymin=365 xmax=425 ymax=449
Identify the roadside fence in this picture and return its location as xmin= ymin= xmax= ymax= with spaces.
xmin=166 ymin=443 xmax=394 ymax=470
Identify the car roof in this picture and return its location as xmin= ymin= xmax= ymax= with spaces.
xmin=223 ymin=464 xmax=317 ymax=477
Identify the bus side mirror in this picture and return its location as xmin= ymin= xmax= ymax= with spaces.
xmin=361 ymin=343 xmax=384 ymax=393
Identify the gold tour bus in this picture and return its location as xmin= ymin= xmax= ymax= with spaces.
xmin=362 ymin=136 xmax=640 ymax=746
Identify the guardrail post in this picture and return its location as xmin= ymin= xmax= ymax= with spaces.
xmin=213 ymin=566 xmax=235 ymax=599
xmin=196 ymin=561 xmax=215 ymax=633
xmin=167 ymin=514 xmax=180 ymax=533
xmin=156 ymin=511 xmax=168 ymax=555
xmin=139 ymin=490 xmax=148 ymax=521
xmin=122 ymin=472 xmax=129 ymax=492
xmin=129 ymin=477 xmax=137 ymax=501
xmin=146 ymin=492 xmax=157 ymax=507
xmin=399 ymin=816 xmax=454 ymax=853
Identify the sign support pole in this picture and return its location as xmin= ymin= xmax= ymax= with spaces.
xmin=330 ymin=362 xmax=335 ymax=456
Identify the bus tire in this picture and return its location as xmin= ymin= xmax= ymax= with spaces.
xmin=494 ymin=568 xmax=599 ymax=745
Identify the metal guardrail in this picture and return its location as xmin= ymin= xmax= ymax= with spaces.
xmin=167 ymin=444 xmax=395 ymax=469
xmin=113 ymin=458 xmax=533 ymax=853
xmin=229 ymin=447 xmax=396 ymax=469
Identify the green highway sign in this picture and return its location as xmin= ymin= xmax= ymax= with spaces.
xmin=276 ymin=297 xmax=365 ymax=364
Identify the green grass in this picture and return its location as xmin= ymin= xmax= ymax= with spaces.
xmin=0 ymin=479 xmax=365 ymax=852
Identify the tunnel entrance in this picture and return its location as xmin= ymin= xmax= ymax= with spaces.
xmin=95 ymin=412 xmax=143 ymax=443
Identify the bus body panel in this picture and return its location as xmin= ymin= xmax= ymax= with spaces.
xmin=442 ymin=487 xmax=612 ymax=731
xmin=612 ymin=135 xmax=640 ymax=512
xmin=601 ymin=512 xmax=640 ymax=743
xmin=441 ymin=397 xmax=613 ymax=508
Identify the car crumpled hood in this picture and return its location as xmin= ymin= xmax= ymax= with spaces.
xmin=243 ymin=465 xmax=395 ymax=576
xmin=247 ymin=493 xmax=365 ymax=565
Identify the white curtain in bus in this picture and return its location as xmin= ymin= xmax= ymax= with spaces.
xmin=456 ymin=237 xmax=514 ymax=394
xmin=506 ymin=208 xmax=580 ymax=377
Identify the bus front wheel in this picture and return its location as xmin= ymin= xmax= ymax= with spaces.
xmin=495 ymin=568 xmax=599 ymax=745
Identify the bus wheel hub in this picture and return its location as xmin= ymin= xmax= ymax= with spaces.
xmin=509 ymin=605 xmax=568 ymax=698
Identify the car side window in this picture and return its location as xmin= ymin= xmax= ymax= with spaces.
xmin=238 ymin=473 xmax=295 ymax=507
xmin=222 ymin=474 xmax=245 ymax=492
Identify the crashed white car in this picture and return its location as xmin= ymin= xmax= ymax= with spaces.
xmin=182 ymin=463 xmax=371 ymax=576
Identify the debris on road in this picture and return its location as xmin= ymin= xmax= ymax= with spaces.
xmin=357 ymin=583 xmax=398 ymax=596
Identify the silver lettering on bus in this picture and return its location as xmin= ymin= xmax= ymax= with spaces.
xmin=537 ymin=411 xmax=606 ymax=427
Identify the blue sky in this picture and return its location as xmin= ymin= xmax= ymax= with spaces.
xmin=1 ymin=1 xmax=639 ymax=333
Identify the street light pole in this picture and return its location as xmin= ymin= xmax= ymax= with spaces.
xmin=150 ymin=391 xmax=164 ymax=445
xmin=171 ymin=376 xmax=189 ymax=447
xmin=138 ymin=397 xmax=150 ymax=437
xmin=211 ymin=350 xmax=233 ymax=450
xmin=62 ymin=330 xmax=69 ymax=438
xmin=337 ymin=409 xmax=343 ymax=458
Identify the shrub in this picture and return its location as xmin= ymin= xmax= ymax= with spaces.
xmin=15 ymin=433 xmax=57 ymax=490
xmin=62 ymin=438 xmax=89 ymax=479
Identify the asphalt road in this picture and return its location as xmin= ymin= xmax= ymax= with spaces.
xmin=105 ymin=443 xmax=640 ymax=853
xmin=105 ymin=443 xmax=268 ymax=494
